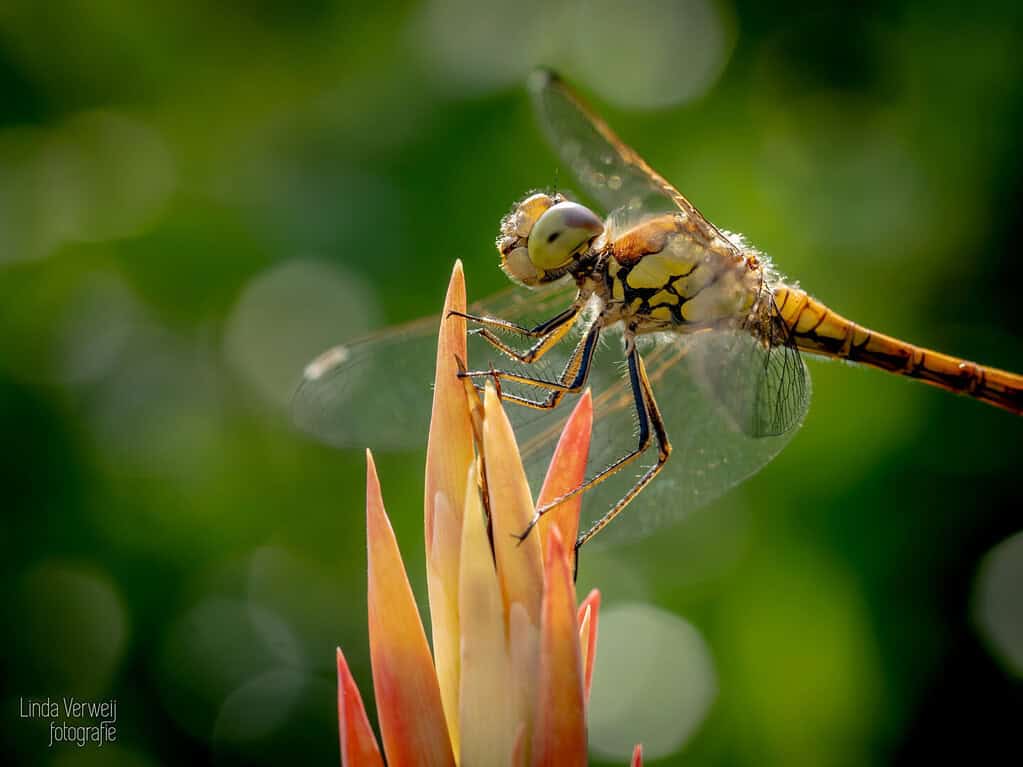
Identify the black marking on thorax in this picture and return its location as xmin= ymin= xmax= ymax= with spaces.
xmin=603 ymin=254 xmax=715 ymax=327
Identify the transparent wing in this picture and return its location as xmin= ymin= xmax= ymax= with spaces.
xmin=529 ymin=69 xmax=719 ymax=234
xmin=515 ymin=328 xmax=811 ymax=548
xmin=293 ymin=313 xmax=440 ymax=449
xmin=291 ymin=280 xmax=579 ymax=449
xmin=687 ymin=315 xmax=811 ymax=438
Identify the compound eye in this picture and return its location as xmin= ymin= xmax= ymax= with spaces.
xmin=527 ymin=201 xmax=603 ymax=271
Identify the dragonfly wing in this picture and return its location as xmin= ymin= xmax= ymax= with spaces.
xmin=292 ymin=280 xmax=579 ymax=449
xmin=517 ymin=329 xmax=810 ymax=548
xmin=687 ymin=318 xmax=811 ymax=438
xmin=293 ymin=314 xmax=440 ymax=449
xmin=749 ymin=332 xmax=810 ymax=437
xmin=529 ymin=70 xmax=710 ymax=229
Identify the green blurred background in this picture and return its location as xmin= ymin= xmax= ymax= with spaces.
xmin=2 ymin=0 xmax=1022 ymax=764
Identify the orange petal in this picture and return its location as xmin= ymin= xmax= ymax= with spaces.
xmin=336 ymin=647 xmax=384 ymax=767
xmin=512 ymin=724 xmax=528 ymax=767
xmin=631 ymin=744 xmax=644 ymax=767
xmin=531 ymin=528 xmax=587 ymax=767
xmin=483 ymin=381 xmax=544 ymax=626
xmin=536 ymin=389 xmax=593 ymax=565
xmin=365 ymin=451 xmax=455 ymax=767
xmin=424 ymin=260 xmax=474 ymax=750
xmin=458 ymin=464 xmax=516 ymax=765
xmin=576 ymin=589 xmax=601 ymax=704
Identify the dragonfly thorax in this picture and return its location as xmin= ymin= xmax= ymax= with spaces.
xmin=497 ymin=192 xmax=603 ymax=287
xmin=583 ymin=213 xmax=763 ymax=336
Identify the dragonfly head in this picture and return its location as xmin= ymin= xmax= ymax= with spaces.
xmin=498 ymin=192 xmax=604 ymax=287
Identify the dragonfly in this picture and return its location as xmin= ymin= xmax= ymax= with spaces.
xmin=295 ymin=69 xmax=1023 ymax=551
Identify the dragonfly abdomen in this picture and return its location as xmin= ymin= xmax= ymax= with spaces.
xmin=774 ymin=285 xmax=1023 ymax=415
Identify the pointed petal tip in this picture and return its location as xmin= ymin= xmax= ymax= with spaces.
xmin=366 ymin=518 xmax=456 ymax=764
xmin=425 ymin=254 xmax=473 ymax=754
xmin=336 ymin=646 xmax=385 ymax=767
xmin=336 ymin=648 xmax=349 ymax=685
xmin=578 ymin=589 xmax=601 ymax=704
xmin=536 ymin=392 xmax=593 ymax=555
xmin=484 ymin=378 xmax=498 ymax=406
xmin=631 ymin=743 xmax=643 ymax=767
xmin=365 ymin=450 xmax=388 ymax=537
xmin=443 ymin=260 xmax=466 ymax=312
xmin=579 ymin=588 xmax=601 ymax=613
xmin=365 ymin=448 xmax=379 ymax=484
xmin=569 ymin=387 xmax=593 ymax=429
xmin=579 ymin=386 xmax=593 ymax=409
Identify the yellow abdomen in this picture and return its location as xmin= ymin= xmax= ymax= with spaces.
xmin=773 ymin=285 xmax=1023 ymax=415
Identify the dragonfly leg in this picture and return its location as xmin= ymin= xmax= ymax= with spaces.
xmin=449 ymin=306 xmax=578 ymax=338
xmin=462 ymin=319 xmax=601 ymax=408
xmin=492 ymin=389 xmax=567 ymax=411
xmin=574 ymin=349 xmax=671 ymax=551
xmin=516 ymin=344 xmax=670 ymax=542
xmin=469 ymin=307 xmax=579 ymax=364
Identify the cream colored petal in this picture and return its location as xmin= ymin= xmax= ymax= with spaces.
xmin=509 ymin=601 xmax=540 ymax=762
xmin=458 ymin=464 xmax=516 ymax=767
xmin=366 ymin=451 xmax=455 ymax=767
xmin=483 ymin=379 xmax=559 ymax=763
xmin=483 ymin=381 xmax=544 ymax=626
xmin=424 ymin=260 xmax=474 ymax=752
xmin=577 ymin=589 xmax=601 ymax=705
xmin=578 ymin=607 xmax=592 ymax=702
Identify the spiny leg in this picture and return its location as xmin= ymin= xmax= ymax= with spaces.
xmin=464 ymin=320 xmax=602 ymax=410
xmin=574 ymin=350 xmax=672 ymax=552
xmin=470 ymin=307 xmax=579 ymax=364
xmin=460 ymin=316 xmax=601 ymax=394
xmin=515 ymin=343 xmax=661 ymax=542
xmin=449 ymin=306 xmax=578 ymax=338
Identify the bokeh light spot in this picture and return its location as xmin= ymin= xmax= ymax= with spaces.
xmin=572 ymin=0 xmax=734 ymax=109
xmin=415 ymin=0 xmax=560 ymax=92
xmin=225 ymin=259 xmax=378 ymax=408
xmin=973 ymin=530 xmax=1023 ymax=677
xmin=16 ymin=561 xmax=129 ymax=698
xmin=0 ymin=110 xmax=175 ymax=265
xmin=158 ymin=598 xmax=304 ymax=741
xmin=55 ymin=270 xmax=145 ymax=386
xmin=39 ymin=111 xmax=177 ymax=244
xmin=588 ymin=602 xmax=717 ymax=760
xmin=248 ymin=547 xmax=344 ymax=673
xmin=213 ymin=668 xmax=307 ymax=744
